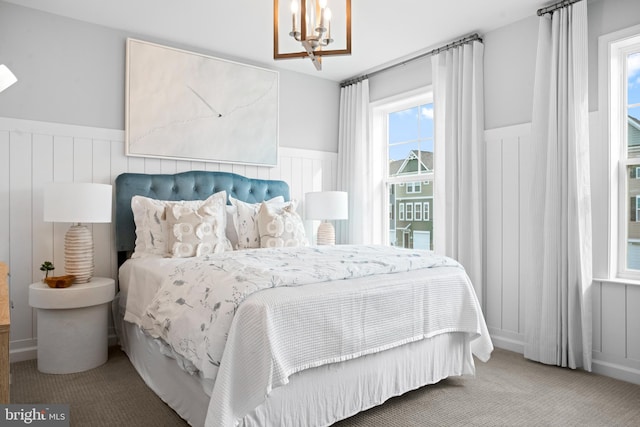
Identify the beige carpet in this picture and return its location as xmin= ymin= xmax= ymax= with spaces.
xmin=10 ymin=347 xmax=640 ymax=426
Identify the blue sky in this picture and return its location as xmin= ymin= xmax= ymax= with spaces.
xmin=629 ymin=52 xmax=640 ymax=120
xmin=388 ymin=103 xmax=434 ymax=163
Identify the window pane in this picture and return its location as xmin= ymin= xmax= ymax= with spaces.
xmin=418 ymin=103 xmax=434 ymax=148
xmin=628 ymin=52 xmax=640 ymax=159
xmin=384 ymin=93 xmax=434 ymax=251
xmin=389 ymin=142 xmax=421 ymax=175
xmin=406 ymin=203 xmax=413 ymax=221
xmin=628 ymin=53 xmax=640 ymax=108
xmin=388 ymin=182 xmax=433 ymax=250
xmin=389 ymin=106 xmax=419 ymax=144
xmin=627 ymin=166 xmax=640 ymax=269
xmin=630 ymin=111 xmax=640 ymax=159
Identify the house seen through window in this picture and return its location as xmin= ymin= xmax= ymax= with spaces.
xmin=627 ymin=50 xmax=640 ymax=269
xmin=380 ymin=91 xmax=433 ymax=250
xmin=608 ymin=32 xmax=640 ymax=278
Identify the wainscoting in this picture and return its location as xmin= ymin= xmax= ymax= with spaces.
xmin=3 ymin=116 xmax=639 ymax=385
xmin=0 ymin=117 xmax=337 ymax=362
xmin=485 ymin=119 xmax=640 ymax=385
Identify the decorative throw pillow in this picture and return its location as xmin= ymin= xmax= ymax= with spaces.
xmin=229 ymin=196 xmax=286 ymax=249
xmin=131 ymin=191 xmax=229 ymax=258
xmin=225 ymin=205 xmax=239 ymax=249
xmin=257 ymin=201 xmax=309 ymax=248
xmin=165 ymin=194 xmax=230 ymax=258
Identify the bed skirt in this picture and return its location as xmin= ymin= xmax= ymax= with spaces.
xmin=113 ymin=294 xmax=477 ymax=426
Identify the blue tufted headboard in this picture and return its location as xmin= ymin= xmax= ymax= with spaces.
xmin=115 ymin=171 xmax=290 ymax=261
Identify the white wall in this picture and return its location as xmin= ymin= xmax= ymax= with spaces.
xmin=369 ymin=56 xmax=432 ymax=103
xmin=483 ymin=16 xmax=538 ymax=130
xmin=485 ymin=116 xmax=640 ymax=385
xmin=0 ymin=117 xmax=337 ymax=362
xmin=482 ymin=0 xmax=640 ymax=385
xmin=483 ymin=0 xmax=640 ymax=128
xmin=0 ymin=1 xmax=340 ymax=153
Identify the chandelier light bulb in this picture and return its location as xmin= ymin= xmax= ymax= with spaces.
xmin=290 ymin=1 xmax=300 ymax=37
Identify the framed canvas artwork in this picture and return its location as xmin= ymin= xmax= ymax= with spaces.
xmin=126 ymin=38 xmax=279 ymax=166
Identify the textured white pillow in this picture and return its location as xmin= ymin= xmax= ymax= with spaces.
xmin=165 ymin=193 xmax=230 ymax=258
xmin=257 ymin=201 xmax=309 ymax=248
xmin=229 ymin=196 xmax=285 ymax=249
xmin=225 ymin=205 xmax=239 ymax=250
xmin=131 ymin=191 xmax=229 ymax=258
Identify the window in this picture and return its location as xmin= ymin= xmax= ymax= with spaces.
xmin=604 ymin=28 xmax=640 ymax=279
xmin=406 ymin=182 xmax=421 ymax=193
xmin=372 ymin=87 xmax=434 ymax=250
xmin=423 ymin=202 xmax=430 ymax=221
xmin=414 ymin=202 xmax=422 ymax=221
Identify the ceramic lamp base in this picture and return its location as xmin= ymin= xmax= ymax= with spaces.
xmin=64 ymin=224 xmax=94 ymax=283
xmin=317 ymin=221 xmax=335 ymax=245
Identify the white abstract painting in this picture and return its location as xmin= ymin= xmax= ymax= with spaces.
xmin=126 ymin=39 xmax=278 ymax=166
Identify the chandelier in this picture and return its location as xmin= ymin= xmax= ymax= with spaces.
xmin=273 ymin=0 xmax=351 ymax=71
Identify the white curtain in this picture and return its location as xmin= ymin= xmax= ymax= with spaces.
xmin=431 ymin=41 xmax=485 ymax=306
xmin=336 ymin=79 xmax=378 ymax=245
xmin=524 ymin=1 xmax=592 ymax=370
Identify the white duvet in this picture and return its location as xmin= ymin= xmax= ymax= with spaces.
xmin=122 ymin=244 xmax=492 ymax=426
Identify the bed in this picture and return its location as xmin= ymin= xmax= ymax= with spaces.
xmin=113 ymin=170 xmax=493 ymax=427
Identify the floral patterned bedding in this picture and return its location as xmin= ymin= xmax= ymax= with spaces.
xmin=122 ymin=244 xmax=492 ymax=426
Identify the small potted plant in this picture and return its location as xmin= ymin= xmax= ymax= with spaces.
xmin=40 ymin=261 xmax=55 ymax=282
xmin=39 ymin=261 xmax=74 ymax=288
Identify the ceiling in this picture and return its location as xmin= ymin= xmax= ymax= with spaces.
xmin=5 ymin=0 xmax=551 ymax=82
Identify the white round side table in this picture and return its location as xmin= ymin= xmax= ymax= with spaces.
xmin=29 ymin=277 xmax=115 ymax=374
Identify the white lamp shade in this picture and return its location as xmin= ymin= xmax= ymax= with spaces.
xmin=305 ymin=191 xmax=348 ymax=220
xmin=0 ymin=65 xmax=17 ymax=93
xmin=44 ymin=182 xmax=112 ymax=223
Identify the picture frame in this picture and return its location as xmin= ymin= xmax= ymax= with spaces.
xmin=125 ymin=38 xmax=279 ymax=167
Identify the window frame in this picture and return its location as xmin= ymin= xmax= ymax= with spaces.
xmin=414 ymin=202 xmax=422 ymax=221
xmin=371 ymin=86 xmax=434 ymax=247
xmin=406 ymin=202 xmax=413 ymax=221
xmin=406 ymin=182 xmax=421 ymax=193
xmin=601 ymin=25 xmax=640 ymax=281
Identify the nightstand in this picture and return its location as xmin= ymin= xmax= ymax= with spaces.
xmin=29 ymin=277 xmax=115 ymax=374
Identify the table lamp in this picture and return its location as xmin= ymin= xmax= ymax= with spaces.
xmin=305 ymin=191 xmax=348 ymax=245
xmin=43 ymin=183 xmax=112 ymax=283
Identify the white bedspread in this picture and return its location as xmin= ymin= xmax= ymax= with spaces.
xmin=122 ymin=245 xmax=492 ymax=426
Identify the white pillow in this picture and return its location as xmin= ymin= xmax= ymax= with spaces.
xmin=131 ymin=191 xmax=230 ymax=258
xmin=257 ymin=201 xmax=309 ymax=248
xmin=225 ymin=205 xmax=239 ymax=250
xmin=165 ymin=194 xmax=230 ymax=258
xmin=229 ymin=196 xmax=286 ymax=249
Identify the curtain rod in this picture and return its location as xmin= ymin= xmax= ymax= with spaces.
xmin=537 ymin=0 xmax=582 ymax=16
xmin=340 ymin=33 xmax=482 ymax=88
